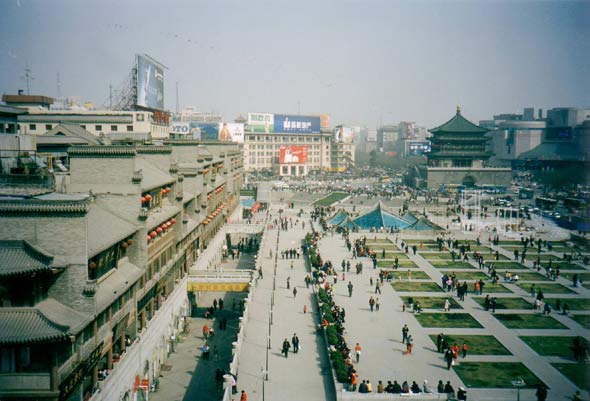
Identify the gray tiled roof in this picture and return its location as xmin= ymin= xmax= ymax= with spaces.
xmin=137 ymin=159 xmax=175 ymax=191
xmin=37 ymin=298 xmax=90 ymax=334
xmin=87 ymin=205 xmax=137 ymax=257
xmin=96 ymin=257 xmax=143 ymax=312
xmin=0 ymin=240 xmax=53 ymax=277
xmin=0 ymin=308 xmax=69 ymax=344
xmin=43 ymin=124 xmax=101 ymax=145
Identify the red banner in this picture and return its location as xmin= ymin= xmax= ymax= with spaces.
xmin=279 ymin=146 xmax=308 ymax=164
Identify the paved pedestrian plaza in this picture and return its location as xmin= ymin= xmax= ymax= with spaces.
xmin=152 ymin=194 xmax=589 ymax=401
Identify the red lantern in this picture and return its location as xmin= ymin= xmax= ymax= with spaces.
xmin=156 ymin=227 xmax=163 ymax=234
xmin=170 ymin=218 xmax=176 ymax=225
xmin=89 ymin=262 xmax=96 ymax=269
xmin=127 ymin=239 xmax=134 ymax=246
xmin=145 ymin=194 xmax=152 ymax=201
xmin=141 ymin=196 xmax=146 ymax=203
xmin=161 ymin=224 xmax=167 ymax=230
xmin=166 ymin=187 xmax=171 ymax=193
xmin=166 ymin=222 xmax=172 ymax=228
xmin=122 ymin=242 xmax=129 ymax=249
xmin=147 ymin=235 xmax=152 ymax=243
xmin=150 ymin=231 xmax=158 ymax=238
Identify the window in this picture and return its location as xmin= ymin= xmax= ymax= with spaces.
xmin=127 ymin=125 xmax=133 ymax=132
xmin=111 ymin=125 xmax=118 ymax=131
xmin=95 ymin=125 xmax=102 ymax=131
xmin=80 ymin=125 xmax=86 ymax=130
xmin=29 ymin=124 xmax=36 ymax=130
xmin=45 ymin=124 xmax=52 ymax=130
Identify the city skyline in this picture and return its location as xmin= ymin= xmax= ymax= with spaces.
xmin=1 ymin=0 xmax=589 ymax=127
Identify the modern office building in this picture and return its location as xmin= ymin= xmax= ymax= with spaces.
xmin=0 ymin=140 xmax=242 ymax=401
xmin=242 ymin=112 xmax=354 ymax=176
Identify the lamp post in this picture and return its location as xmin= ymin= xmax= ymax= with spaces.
xmin=511 ymin=378 xmax=525 ymax=401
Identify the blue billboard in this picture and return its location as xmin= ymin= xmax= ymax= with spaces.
xmin=189 ymin=122 xmax=219 ymax=140
xmin=274 ymin=114 xmax=320 ymax=134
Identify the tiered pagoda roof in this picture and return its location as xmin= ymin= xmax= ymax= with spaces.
xmin=428 ymin=107 xmax=492 ymax=161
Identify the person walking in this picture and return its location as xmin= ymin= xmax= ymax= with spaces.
xmin=462 ymin=342 xmax=468 ymax=358
xmin=445 ymin=348 xmax=454 ymax=370
xmin=286 ymin=276 xmax=291 ymax=289
xmin=444 ymin=298 xmax=451 ymax=312
xmin=282 ymin=338 xmax=291 ymax=358
xmin=293 ymin=287 xmax=298 ymax=298
xmin=240 ymin=390 xmax=248 ymax=401
xmin=347 ymin=281 xmax=353 ymax=297
xmin=369 ymin=296 xmax=375 ymax=311
xmin=292 ymin=333 xmax=300 ymax=353
xmin=354 ymin=343 xmax=362 ymax=363
xmin=436 ymin=333 xmax=445 ymax=353
xmin=405 ymin=335 xmax=414 ymax=354
xmin=402 ymin=324 xmax=409 ymax=344
xmin=375 ymin=280 xmax=381 ymax=294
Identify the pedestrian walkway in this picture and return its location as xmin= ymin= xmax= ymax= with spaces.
xmin=316 ymin=233 xmax=588 ymax=401
xmin=236 ymin=207 xmax=336 ymax=401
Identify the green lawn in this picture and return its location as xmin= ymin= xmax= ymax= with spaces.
xmin=552 ymin=363 xmax=590 ymax=390
xmin=473 ymin=297 xmax=532 ymax=310
xmin=494 ymin=313 xmax=567 ymax=329
xmin=429 ymin=334 xmax=511 ymax=355
xmin=376 ymin=260 xmax=418 ymax=268
xmin=509 ymin=272 xmax=551 ymax=281
xmin=401 ymin=296 xmax=462 ymax=310
xmin=482 ymin=283 xmax=513 ymax=294
xmin=391 ymin=282 xmax=443 ymax=292
xmin=415 ymin=313 xmax=483 ymax=328
xmin=365 ymin=239 xmax=394 ymax=244
xmin=313 ymin=191 xmax=349 ymax=206
xmin=430 ymin=261 xmax=476 ymax=269
xmin=571 ymin=315 xmax=590 ymax=329
xmin=544 ymin=298 xmax=590 ymax=311
xmin=446 ymin=271 xmax=489 ymax=281
xmin=381 ymin=252 xmax=410 ymax=259
xmin=482 ymin=254 xmax=510 ymax=261
xmin=543 ymin=262 xmax=587 ymax=270
xmin=520 ymin=336 xmax=578 ymax=357
xmin=454 ymin=362 xmax=543 ymax=388
xmin=491 ymin=262 xmax=528 ymax=270
xmin=394 ymin=270 xmax=431 ymax=280
xmin=423 ymin=252 xmax=455 ymax=260
xmin=536 ymin=255 xmax=563 ymax=261
xmin=560 ymin=272 xmax=590 ymax=282
xmin=369 ymin=244 xmax=400 ymax=251
xmin=518 ymin=283 xmax=576 ymax=294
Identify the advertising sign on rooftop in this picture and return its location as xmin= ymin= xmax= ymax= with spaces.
xmin=274 ymin=114 xmax=320 ymax=134
xmin=334 ymin=125 xmax=357 ymax=143
xmin=247 ymin=113 xmax=274 ymax=133
xmin=279 ymin=145 xmax=308 ymax=164
xmin=136 ymin=54 xmax=164 ymax=110
xmin=218 ymin=122 xmax=245 ymax=143
xmin=188 ymin=122 xmax=219 ymax=140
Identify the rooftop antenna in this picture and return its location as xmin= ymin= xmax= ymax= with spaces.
xmin=56 ymin=72 xmax=62 ymax=98
xmin=175 ymin=81 xmax=179 ymax=114
xmin=109 ymin=84 xmax=113 ymax=110
xmin=20 ymin=63 xmax=35 ymax=95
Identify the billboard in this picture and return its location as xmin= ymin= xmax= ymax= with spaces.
xmin=406 ymin=140 xmax=431 ymax=156
xmin=247 ymin=113 xmax=274 ymax=133
xmin=279 ymin=145 xmax=308 ymax=164
xmin=188 ymin=122 xmax=219 ymax=140
xmin=274 ymin=114 xmax=320 ymax=133
xmin=334 ymin=126 xmax=356 ymax=143
xmin=171 ymin=122 xmax=190 ymax=135
xmin=218 ymin=123 xmax=245 ymax=143
xmin=320 ymin=114 xmax=330 ymax=128
xmin=136 ymin=54 xmax=164 ymax=110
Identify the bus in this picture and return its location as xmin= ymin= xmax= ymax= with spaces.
xmin=535 ymin=197 xmax=558 ymax=210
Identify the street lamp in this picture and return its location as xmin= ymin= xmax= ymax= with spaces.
xmin=511 ymin=378 xmax=525 ymax=401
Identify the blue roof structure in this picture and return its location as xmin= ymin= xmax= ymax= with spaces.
xmin=407 ymin=218 xmax=444 ymax=231
xmin=353 ymin=202 xmax=412 ymax=230
xmin=328 ymin=210 xmax=348 ymax=226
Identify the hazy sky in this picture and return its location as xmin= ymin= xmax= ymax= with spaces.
xmin=1 ymin=0 xmax=589 ymax=128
